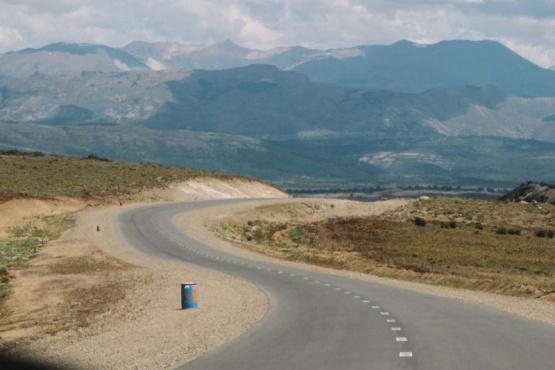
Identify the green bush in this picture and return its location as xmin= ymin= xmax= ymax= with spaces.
xmin=414 ymin=217 xmax=427 ymax=227
xmin=508 ymin=228 xmax=521 ymax=236
xmin=547 ymin=230 xmax=555 ymax=239
xmin=496 ymin=227 xmax=507 ymax=235
xmin=288 ymin=225 xmax=307 ymax=242
xmin=535 ymin=230 xmax=547 ymax=238
xmin=440 ymin=220 xmax=457 ymax=229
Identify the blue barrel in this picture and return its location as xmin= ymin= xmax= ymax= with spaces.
xmin=181 ymin=283 xmax=198 ymax=309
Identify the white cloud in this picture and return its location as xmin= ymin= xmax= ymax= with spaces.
xmin=0 ymin=25 xmax=24 ymax=49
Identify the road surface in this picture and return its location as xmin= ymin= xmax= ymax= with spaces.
xmin=116 ymin=200 xmax=555 ymax=370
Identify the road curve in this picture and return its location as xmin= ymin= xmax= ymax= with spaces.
xmin=116 ymin=200 xmax=555 ymax=370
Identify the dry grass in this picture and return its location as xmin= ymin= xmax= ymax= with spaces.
xmin=0 ymin=152 xmax=232 ymax=199
xmin=217 ymin=198 xmax=555 ymax=301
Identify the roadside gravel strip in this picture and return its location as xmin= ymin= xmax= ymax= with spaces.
xmin=25 ymin=204 xmax=268 ymax=370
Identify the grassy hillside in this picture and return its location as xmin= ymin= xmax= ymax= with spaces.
xmin=0 ymin=150 xmax=232 ymax=199
xmin=218 ymin=198 xmax=555 ymax=301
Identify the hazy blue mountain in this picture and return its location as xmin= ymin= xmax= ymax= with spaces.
xmin=0 ymin=65 xmax=538 ymax=139
xmin=2 ymin=121 xmax=555 ymax=189
xmin=292 ymin=40 xmax=555 ymax=97
xmin=145 ymin=65 xmax=515 ymax=139
xmin=1 ymin=65 xmax=555 ymax=142
xmin=0 ymin=42 xmax=150 ymax=78
xmin=0 ymin=69 xmax=190 ymax=123
xmin=122 ymin=40 xmax=319 ymax=71
xmin=4 ymin=39 xmax=555 ymax=97
xmin=121 ymin=39 xmax=555 ymax=97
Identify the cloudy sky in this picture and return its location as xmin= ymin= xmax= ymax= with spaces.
xmin=1 ymin=0 xmax=555 ymax=67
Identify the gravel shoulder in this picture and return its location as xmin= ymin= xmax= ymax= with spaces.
xmin=23 ymin=205 xmax=268 ymax=370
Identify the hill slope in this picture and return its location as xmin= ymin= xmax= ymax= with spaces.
xmin=499 ymin=181 xmax=555 ymax=205
xmin=0 ymin=43 xmax=150 ymax=78
xmin=293 ymin=40 xmax=555 ymax=97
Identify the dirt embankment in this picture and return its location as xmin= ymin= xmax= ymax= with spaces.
xmin=0 ymin=178 xmax=286 ymax=369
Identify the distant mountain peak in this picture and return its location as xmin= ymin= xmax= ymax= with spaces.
xmin=18 ymin=42 xmax=110 ymax=56
xmin=218 ymin=39 xmax=240 ymax=47
xmin=1 ymin=42 xmax=149 ymax=77
xmin=208 ymin=39 xmax=249 ymax=54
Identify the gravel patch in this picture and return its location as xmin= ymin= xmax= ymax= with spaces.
xmin=21 ymin=205 xmax=267 ymax=369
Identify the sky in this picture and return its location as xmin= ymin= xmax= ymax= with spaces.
xmin=1 ymin=0 xmax=555 ymax=67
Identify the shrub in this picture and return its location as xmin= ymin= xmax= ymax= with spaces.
xmin=414 ymin=217 xmax=427 ymax=227
xmin=535 ymin=230 xmax=547 ymax=238
xmin=288 ymin=225 xmax=307 ymax=242
xmin=474 ymin=223 xmax=484 ymax=230
xmin=547 ymin=230 xmax=555 ymax=239
xmin=440 ymin=221 xmax=457 ymax=229
xmin=508 ymin=228 xmax=521 ymax=236
xmin=496 ymin=227 xmax=507 ymax=235
xmin=84 ymin=154 xmax=111 ymax=162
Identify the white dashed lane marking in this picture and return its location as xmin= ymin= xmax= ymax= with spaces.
xmin=174 ymin=241 xmax=416 ymax=367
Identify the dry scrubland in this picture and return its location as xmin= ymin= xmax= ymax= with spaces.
xmin=216 ymin=197 xmax=555 ymax=301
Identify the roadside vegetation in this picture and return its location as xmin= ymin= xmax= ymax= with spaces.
xmin=217 ymin=198 xmax=555 ymax=301
xmin=0 ymin=150 xmax=230 ymax=198
xmin=0 ymin=213 xmax=76 ymax=306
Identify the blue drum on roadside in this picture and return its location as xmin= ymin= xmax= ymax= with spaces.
xmin=181 ymin=282 xmax=198 ymax=309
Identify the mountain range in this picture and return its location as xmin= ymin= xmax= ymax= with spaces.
xmin=1 ymin=39 xmax=555 ymax=190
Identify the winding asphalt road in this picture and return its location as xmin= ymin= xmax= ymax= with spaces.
xmin=116 ymin=200 xmax=555 ymax=370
